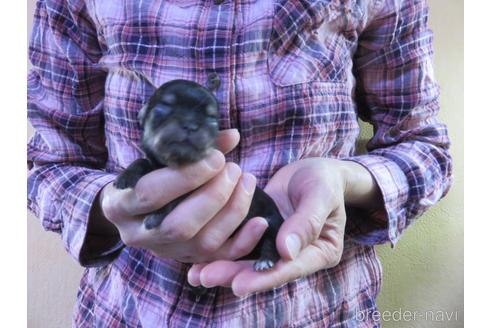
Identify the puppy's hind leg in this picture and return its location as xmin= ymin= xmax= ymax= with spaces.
xmin=254 ymin=233 xmax=281 ymax=272
xmin=143 ymin=203 xmax=175 ymax=230
xmin=253 ymin=216 xmax=282 ymax=272
xmin=143 ymin=195 xmax=186 ymax=229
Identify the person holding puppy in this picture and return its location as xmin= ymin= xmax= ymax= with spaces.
xmin=27 ymin=0 xmax=452 ymax=327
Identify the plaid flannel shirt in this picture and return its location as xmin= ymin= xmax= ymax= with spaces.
xmin=27 ymin=0 xmax=452 ymax=326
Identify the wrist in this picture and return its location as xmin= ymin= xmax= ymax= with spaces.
xmin=339 ymin=160 xmax=384 ymax=209
xmin=89 ymin=183 xmax=120 ymax=236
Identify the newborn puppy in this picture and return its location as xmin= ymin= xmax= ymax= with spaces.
xmin=114 ymin=79 xmax=283 ymax=272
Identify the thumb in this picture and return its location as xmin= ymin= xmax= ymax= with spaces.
xmin=215 ymin=129 xmax=240 ymax=154
xmin=276 ymin=183 xmax=333 ymax=261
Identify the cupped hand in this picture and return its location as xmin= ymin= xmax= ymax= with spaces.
xmin=99 ymin=129 xmax=269 ymax=263
xmin=188 ymin=158 xmax=351 ymax=296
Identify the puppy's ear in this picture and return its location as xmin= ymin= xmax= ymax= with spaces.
xmin=137 ymin=103 xmax=149 ymax=127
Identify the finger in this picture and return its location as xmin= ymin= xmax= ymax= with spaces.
xmin=152 ymin=217 xmax=267 ymax=263
xmin=192 ymin=173 xmax=257 ymax=252
xmin=215 ymin=129 xmax=240 ymax=154
xmin=100 ymin=183 xmax=136 ymax=223
xmin=118 ymin=149 xmax=225 ymax=216
xmin=212 ymin=217 xmax=269 ymax=260
xmin=276 ymin=183 xmax=335 ymax=261
xmin=199 ymin=260 xmax=253 ymax=288
xmin=188 ymin=263 xmax=207 ymax=287
xmin=231 ymin=245 xmax=328 ymax=297
xmin=231 ymin=261 xmax=293 ymax=297
xmin=140 ymin=163 xmax=242 ymax=244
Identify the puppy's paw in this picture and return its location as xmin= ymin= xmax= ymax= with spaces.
xmin=143 ymin=213 xmax=165 ymax=230
xmin=189 ymin=285 xmax=208 ymax=300
xmin=254 ymin=259 xmax=275 ymax=272
xmin=114 ymin=173 xmax=140 ymax=190
xmin=114 ymin=158 xmax=154 ymax=189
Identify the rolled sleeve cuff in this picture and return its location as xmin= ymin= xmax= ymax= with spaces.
xmin=60 ymin=172 xmax=124 ymax=267
xmin=344 ymin=154 xmax=410 ymax=246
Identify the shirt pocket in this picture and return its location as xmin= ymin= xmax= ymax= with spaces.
xmin=267 ymin=0 xmax=359 ymax=87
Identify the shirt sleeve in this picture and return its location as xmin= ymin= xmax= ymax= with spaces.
xmin=344 ymin=0 xmax=453 ymax=246
xmin=27 ymin=0 xmax=123 ymax=266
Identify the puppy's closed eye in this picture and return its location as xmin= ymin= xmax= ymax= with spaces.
xmin=162 ymin=93 xmax=177 ymax=105
xmin=152 ymin=104 xmax=172 ymax=120
xmin=205 ymin=104 xmax=218 ymax=117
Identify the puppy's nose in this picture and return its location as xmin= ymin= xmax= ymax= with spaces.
xmin=182 ymin=121 xmax=199 ymax=131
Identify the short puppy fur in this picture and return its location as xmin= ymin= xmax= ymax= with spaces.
xmin=114 ymin=79 xmax=283 ymax=272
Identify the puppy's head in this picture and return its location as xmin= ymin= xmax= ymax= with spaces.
xmin=139 ymin=79 xmax=219 ymax=167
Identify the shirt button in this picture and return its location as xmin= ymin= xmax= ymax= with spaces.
xmin=207 ymin=73 xmax=221 ymax=91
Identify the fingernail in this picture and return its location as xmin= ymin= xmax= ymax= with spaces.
xmin=205 ymin=150 xmax=223 ymax=170
xmin=188 ymin=267 xmax=201 ymax=287
xmin=241 ymin=173 xmax=257 ymax=195
xmin=226 ymin=163 xmax=241 ymax=182
xmin=232 ymin=285 xmax=251 ymax=298
xmin=254 ymin=218 xmax=268 ymax=235
xmin=202 ymin=281 xmax=216 ymax=288
xmin=285 ymin=234 xmax=302 ymax=259
xmin=200 ymin=271 xmax=216 ymax=288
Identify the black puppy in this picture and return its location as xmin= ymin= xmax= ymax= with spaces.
xmin=114 ymin=79 xmax=283 ymax=272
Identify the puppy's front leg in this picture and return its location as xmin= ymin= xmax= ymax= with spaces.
xmin=114 ymin=158 xmax=155 ymax=189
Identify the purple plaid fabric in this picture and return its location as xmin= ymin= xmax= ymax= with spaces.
xmin=27 ymin=0 xmax=452 ymax=327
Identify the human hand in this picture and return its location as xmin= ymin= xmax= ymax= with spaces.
xmin=99 ymin=129 xmax=269 ymax=263
xmin=188 ymin=158 xmax=381 ymax=296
